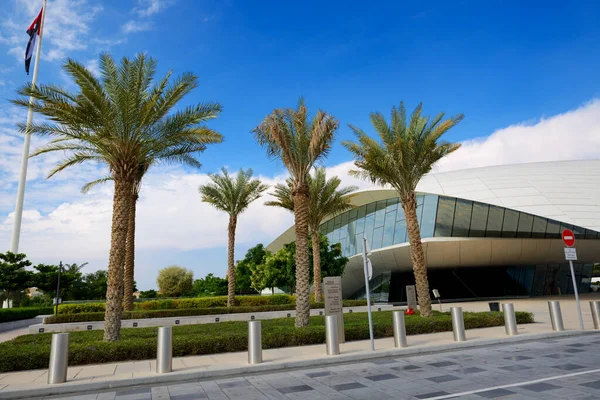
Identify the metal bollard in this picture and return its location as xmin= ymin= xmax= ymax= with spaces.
xmin=48 ymin=333 xmax=69 ymax=384
xmin=502 ymin=303 xmax=518 ymax=336
xmin=325 ymin=315 xmax=340 ymax=355
xmin=393 ymin=311 xmax=408 ymax=348
xmin=590 ymin=301 xmax=600 ymax=330
xmin=248 ymin=320 xmax=262 ymax=364
xmin=451 ymin=307 xmax=466 ymax=342
xmin=548 ymin=301 xmax=564 ymax=332
xmin=157 ymin=326 xmax=172 ymax=373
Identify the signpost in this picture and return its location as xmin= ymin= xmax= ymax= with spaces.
xmin=406 ymin=285 xmax=417 ymax=309
xmin=323 ymin=276 xmax=345 ymax=343
xmin=562 ymin=229 xmax=584 ymax=330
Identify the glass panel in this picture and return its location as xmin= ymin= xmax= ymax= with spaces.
xmin=339 ymin=213 xmax=349 ymax=239
xmin=584 ymin=229 xmax=597 ymax=239
xmin=451 ymin=198 xmax=472 ymax=237
xmin=469 ymin=202 xmax=489 ymax=237
xmin=332 ymin=227 xmax=341 ymax=244
xmin=501 ymin=209 xmax=519 ymax=238
xmin=572 ymin=224 xmax=584 ymax=238
xmin=364 ymin=213 xmax=375 ymax=248
xmin=339 ymin=237 xmax=348 ymax=257
xmin=355 ymin=233 xmax=363 ymax=254
xmin=357 ymin=205 xmax=366 ymax=219
xmin=420 ymin=194 xmax=438 ymax=238
xmin=355 ymin=215 xmax=365 ymax=234
xmin=347 ymin=218 xmax=356 ymax=239
xmin=372 ymin=227 xmax=384 ymax=249
xmin=386 ymin=197 xmax=399 ymax=212
xmin=382 ymin=211 xmax=396 ymax=247
xmin=348 ymin=208 xmax=358 ymax=221
xmin=517 ymin=213 xmax=534 ymax=238
xmin=417 ymin=194 xmax=424 ymax=206
xmin=486 ymin=206 xmax=504 ymax=237
xmin=559 ymin=222 xmax=574 ymax=236
xmin=434 ymin=196 xmax=456 ymax=237
xmin=545 ymin=219 xmax=560 ymax=238
xmin=374 ymin=200 xmax=387 ymax=228
xmin=393 ymin=218 xmax=407 ymax=244
xmin=366 ymin=202 xmax=376 ymax=215
xmin=334 ymin=214 xmax=342 ymax=228
xmin=531 ymin=216 xmax=547 ymax=238
xmin=348 ymin=233 xmax=356 ymax=256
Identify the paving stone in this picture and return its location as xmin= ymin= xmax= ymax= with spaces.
xmin=391 ymin=365 xmax=421 ymax=372
xmin=414 ymin=392 xmax=450 ymax=399
xmin=581 ymin=380 xmax=600 ymax=390
xmin=429 ymin=361 xmax=457 ymax=368
xmin=426 ymin=375 xmax=460 ymax=383
xmin=276 ymin=385 xmax=313 ymax=394
xmin=503 ymin=355 xmax=532 ymax=361
xmin=305 ymin=371 xmax=331 ymax=378
xmin=521 ymin=382 xmax=561 ymax=392
xmin=498 ymin=365 xmax=531 ymax=372
xmin=332 ymin=382 xmax=366 ymax=391
xmin=476 ymin=388 xmax=516 ymax=398
xmin=364 ymin=374 xmax=397 ymax=382
xmin=552 ymin=363 xmax=586 ymax=371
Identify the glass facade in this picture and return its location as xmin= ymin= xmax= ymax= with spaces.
xmin=320 ymin=194 xmax=600 ymax=259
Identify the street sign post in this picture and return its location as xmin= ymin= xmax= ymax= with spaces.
xmin=562 ymin=229 xmax=584 ymax=330
xmin=362 ymin=237 xmax=375 ymax=351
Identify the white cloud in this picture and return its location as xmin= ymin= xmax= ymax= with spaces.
xmin=135 ymin=0 xmax=174 ymax=17
xmin=85 ymin=58 xmax=99 ymax=76
xmin=433 ymin=99 xmax=600 ymax=172
xmin=121 ymin=20 xmax=153 ymax=34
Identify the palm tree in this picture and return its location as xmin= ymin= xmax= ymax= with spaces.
xmin=253 ymin=99 xmax=339 ymax=327
xmin=343 ymin=102 xmax=462 ymax=317
xmin=199 ymin=168 xmax=269 ymax=307
xmin=13 ymin=53 xmax=223 ymax=340
xmin=265 ymin=168 xmax=357 ymax=301
xmin=82 ymin=163 xmax=149 ymax=312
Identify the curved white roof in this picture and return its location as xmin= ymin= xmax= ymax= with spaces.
xmin=267 ymin=159 xmax=600 ymax=252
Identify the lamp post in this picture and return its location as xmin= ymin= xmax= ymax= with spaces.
xmin=54 ymin=261 xmax=62 ymax=315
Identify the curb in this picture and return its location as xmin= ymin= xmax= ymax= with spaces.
xmin=1 ymin=329 xmax=598 ymax=399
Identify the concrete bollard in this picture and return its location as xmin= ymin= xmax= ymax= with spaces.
xmin=157 ymin=326 xmax=172 ymax=373
xmin=48 ymin=333 xmax=69 ymax=384
xmin=548 ymin=301 xmax=564 ymax=332
xmin=502 ymin=303 xmax=518 ymax=336
xmin=248 ymin=320 xmax=262 ymax=364
xmin=392 ymin=311 xmax=407 ymax=348
xmin=590 ymin=301 xmax=600 ymax=330
xmin=451 ymin=307 xmax=466 ymax=342
xmin=325 ymin=315 xmax=340 ymax=355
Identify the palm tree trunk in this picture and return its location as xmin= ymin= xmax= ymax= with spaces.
xmin=123 ymin=194 xmax=138 ymax=312
xmin=311 ymin=232 xmax=322 ymax=302
xmin=402 ymin=191 xmax=433 ymax=317
xmin=294 ymin=185 xmax=311 ymax=327
xmin=103 ymin=177 xmax=133 ymax=341
xmin=227 ymin=215 xmax=237 ymax=307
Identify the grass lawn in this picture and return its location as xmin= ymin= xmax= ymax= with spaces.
xmin=0 ymin=310 xmax=534 ymax=373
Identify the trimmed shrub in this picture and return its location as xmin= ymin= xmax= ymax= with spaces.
xmin=0 ymin=310 xmax=534 ymax=372
xmin=0 ymin=307 xmax=54 ymax=323
xmin=57 ymin=296 xmax=366 ymax=315
xmin=46 ymin=301 xmax=368 ymax=324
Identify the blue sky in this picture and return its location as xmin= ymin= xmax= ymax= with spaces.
xmin=1 ymin=0 xmax=599 ymax=290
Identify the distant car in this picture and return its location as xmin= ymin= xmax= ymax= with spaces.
xmin=591 ymin=283 xmax=600 ymax=293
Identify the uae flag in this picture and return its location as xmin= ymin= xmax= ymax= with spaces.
xmin=25 ymin=8 xmax=43 ymax=75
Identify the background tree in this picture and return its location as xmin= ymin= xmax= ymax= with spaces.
xmin=157 ymin=265 xmax=194 ymax=297
xmin=266 ymin=168 xmax=356 ymax=301
xmin=83 ymin=270 xmax=108 ymax=300
xmin=0 ymin=252 xmax=32 ymax=304
xmin=234 ymin=244 xmax=267 ymax=294
xmin=343 ymin=102 xmax=462 ymax=317
xmin=139 ymin=289 xmax=158 ymax=298
xmin=199 ymin=168 xmax=268 ymax=307
xmin=32 ymin=263 xmax=85 ymax=300
xmin=13 ymin=53 xmax=223 ymax=341
xmin=192 ymin=273 xmax=228 ymax=297
xmin=253 ymin=99 xmax=339 ymax=327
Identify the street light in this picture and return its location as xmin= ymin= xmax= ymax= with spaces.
xmin=54 ymin=261 xmax=62 ymax=316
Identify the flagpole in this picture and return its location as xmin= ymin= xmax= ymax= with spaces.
xmin=10 ymin=0 xmax=47 ymax=253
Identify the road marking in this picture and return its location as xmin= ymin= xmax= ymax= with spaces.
xmin=423 ymin=367 xmax=600 ymax=399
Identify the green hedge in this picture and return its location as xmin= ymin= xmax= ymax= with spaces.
xmin=0 ymin=307 xmax=54 ymax=323
xmin=0 ymin=310 xmax=534 ymax=372
xmin=47 ymin=301 xmax=368 ymax=324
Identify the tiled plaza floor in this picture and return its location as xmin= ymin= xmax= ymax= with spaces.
xmin=37 ymin=333 xmax=600 ymax=400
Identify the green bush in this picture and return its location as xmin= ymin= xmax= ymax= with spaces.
xmin=58 ymin=296 xmax=367 ymax=315
xmin=46 ymin=300 xmax=369 ymax=324
xmin=0 ymin=310 xmax=534 ymax=372
xmin=0 ymin=307 xmax=54 ymax=323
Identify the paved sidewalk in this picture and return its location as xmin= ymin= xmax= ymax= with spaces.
xmin=0 ymin=296 xmax=598 ymax=398
xmin=33 ymin=333 xmax=600 ymax=400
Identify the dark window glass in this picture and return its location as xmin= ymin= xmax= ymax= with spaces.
xmin=585 ymin=229 xmax=599 ymax=239
xmin=559 ymin=222 xmax=573 ymax=235
xmin=334 ymin=215 xmax=342 ymax=229
xmin=420 ymin=195 xmax=438 ymax=238
xmin=372 ymin=227 xmax=384 ymax=249
xmin=572 ymin=224 xmax=584 ymax=238
xmin=486 ymin=206 xmax=504 ymax=237
xmin=394 ymin=218 xmax=407 ymax=244
xmin=366 ymin=202 xmax=376 ymax=216
xmin=386 ymin=197 xmax=399 ymax=212
xmin=434 ymin=197 xmax=456 ymax=237
xmin=545 ymin=219 xmax=560 ymax=238
xmin=501 ymin=209 xmax=519 ymax=238
xmin=469 ymin=202 xmax=489 ymax=237
xmin=374 ymin=202 xmax=386 ymax=228
xmin=382 ymin=211 xmax=396 ymax=247
xmin=339 ymin=213 xmax=349 ymax=239
xmin=357 ymin=205 xmax=367 ymax=219
xmin=451 ymin=199 xmax=473 ymax=237
xmin=517 ymin=213 xmax=534 ymax=238
xmin=531 ymin=216 xmax=547 ymax=238
xmin=348 ymin=208 xmax=358 ymax=221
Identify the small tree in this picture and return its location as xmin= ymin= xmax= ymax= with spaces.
xmin=235 ymin=244 xmax=267 ymax=294
xmin=0 ymin=252 xmax=33 ymax=303
xmin=83 ymin=270 xmax=108 ymax=300
xmin=33 ymin=263 xmax=84 ymax=300
xmin=192 ymin=273 xmax=228 ymax=297
xmin=139 ymin=289 xmax=157 ymax=298
xmin=157 ymin=266 xmax=194 ymax=297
